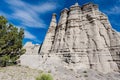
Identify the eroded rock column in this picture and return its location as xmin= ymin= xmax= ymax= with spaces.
xmin=40 ymin=13 xmax=57 ymax=55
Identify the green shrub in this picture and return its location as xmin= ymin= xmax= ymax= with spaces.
xmin=0 ymin=55 xmax=17 ymax=67
xmin=0 ymin=16 xmax=25 ymax=67
xmin=0 ymin=55 xmax=10 ymax=67
xmin=36 ymin=73 xmax=53 ymax=80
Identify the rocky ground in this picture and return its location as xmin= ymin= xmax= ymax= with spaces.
xmin=0 ymin=65 xmax=120 ymax=80
xmin=0 ymin=66 xmax=42 ymax=80
xmin=53 ymin=67 xmax=120 ymax=80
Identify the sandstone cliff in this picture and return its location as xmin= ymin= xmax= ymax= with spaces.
xmin=20 ymin=2 xmax=120 ymax=75
xmin=40 ymin=2 xmax=120 ymax=73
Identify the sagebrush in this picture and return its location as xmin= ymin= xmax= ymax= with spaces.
xmin=36 ymin=73 xmax=53 ymax=80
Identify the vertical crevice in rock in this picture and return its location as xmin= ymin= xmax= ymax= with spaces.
xmin=91 ymin=39 xmax=97 ymax=49
xmin=86 ymin=30 xmax=92 ymax=69
xmin=38 ymin=43 xmax=42 ymax=54
xmin=99 ymin=30 xmax=109 ymax=48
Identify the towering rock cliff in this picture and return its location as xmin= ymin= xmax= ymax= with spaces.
xmin=40 ymin=2 xmax=120 ymax=73
xmin=40 ymin=13 xmax=57 ymax=54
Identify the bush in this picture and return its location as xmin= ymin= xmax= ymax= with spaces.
xmin=0 ymin=55 xmax=10 ymax=67
xmin=0 ymin=16 xmax=25 ymax=67
xmin=0 ymin=55 xmax=18 ymax=67
xmin=36 ymin=73 xmax=53 ymax=80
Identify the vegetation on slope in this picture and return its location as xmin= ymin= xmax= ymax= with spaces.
xmin=0 ymin=16 xmax=25 ymax=67
xmin=36 ymin=73 xmax=53 ymax=80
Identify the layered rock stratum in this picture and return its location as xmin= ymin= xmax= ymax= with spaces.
xmin=20 ymin=2 xmax=120 ymax=80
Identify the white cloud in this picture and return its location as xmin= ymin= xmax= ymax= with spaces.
xmin=12 ymin=9 xmax=46 ymax=28
xmin=0 ymin=0 xmax=59 ymax=43
xmin=24 ymin=31 xmax=36 ymax=39
xmin=5 ymin=0 xmax=25 ymax=7
xmin=33 ymin=2 xmax=57 ymax=13
xmin=4 ymin=0 xmax=58 ymax=28
xmin=24 ymin=30 xmax=42 ymax=43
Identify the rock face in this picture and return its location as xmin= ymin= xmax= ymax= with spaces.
xmin=40 ymin=2 xmax=120 ymax=73
xmin=19 ymin=2 xmax=120 ymax=75
xmin=19 ymin=42 xmax=41 ymax=68
xmin=40 ymin=13 xmax=57 ymax=54
xmin=23 ymin=42 xmax=40 ymax=55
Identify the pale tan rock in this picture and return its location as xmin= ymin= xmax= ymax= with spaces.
xmin=40 ymin=13 xmax=57 ymax=54
xmin=0 ymin=66 xmax=41 ymax=80
xmin=40 ymin=2 xmax=120 ymax=73
xmin=23 ymin=42 xmax=40 ymax=55
xmin=20 ymin=2 xmax=120 ymax=74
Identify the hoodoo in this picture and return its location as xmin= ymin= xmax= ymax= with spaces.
xmin=40 ymin=2 xmax=120 ymax=73
xmin=20 ymin=2 xmax=120 ymax=74
xmin=40 ymin=13 xmax=57 ymax=54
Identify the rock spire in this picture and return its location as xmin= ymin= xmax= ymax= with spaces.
xmin=40 ymin=2 xmax=120 ymax=73
xmin=40 ymin=13 xmax=57 ymax=54
xmin=20 ymin=2 xmax=120 ymax=74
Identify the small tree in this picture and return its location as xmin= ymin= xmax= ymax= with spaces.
xmin=36 ymin=73 xmax=53 ymax=80
xmin=0 ymin=16 xmax=25 ymax=67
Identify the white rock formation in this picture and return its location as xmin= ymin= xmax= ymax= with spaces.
xmin=20 ymin=42 xmax=41 ymax=68
xmin=23 ymin=42 xmax=40 ymax=55
xmin=40 ymin=2 xmax=120 ymax=73
xmin=20 ymin=2 xmax=120 ymax=74
xmin=40 ymin=13 xmax=57 ymax=55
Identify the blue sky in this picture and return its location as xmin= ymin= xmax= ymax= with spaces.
xmin=0 ymin=0 xmax=120 ymax=45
